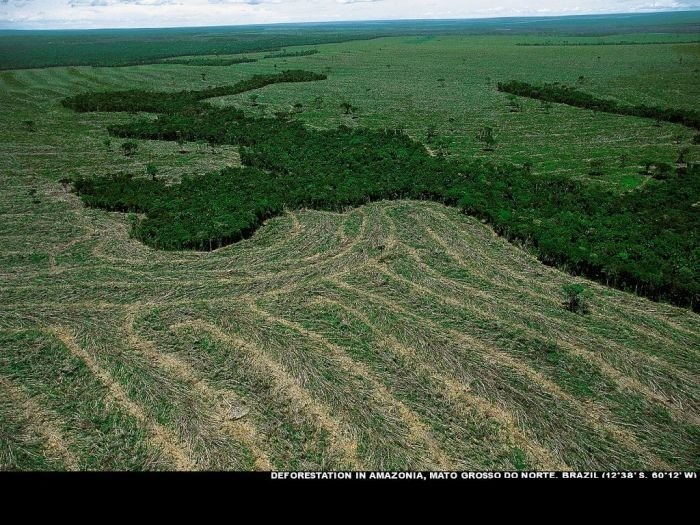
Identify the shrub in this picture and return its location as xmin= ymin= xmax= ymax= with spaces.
xmin=121 ymin=141 xmax=138 ymax=156
xmin=146 ymin=163 xmax=158 ymax=180
xmin=563 ymin=284 xmax=590 ymax=314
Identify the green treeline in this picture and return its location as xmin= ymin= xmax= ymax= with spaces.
xmin=161 ymin=56 xmax=258 ymax=66
xmin=264 ymin=49 xmax=320 ymax=59
xmin=516 ymin=40 xmax=700 ymax=46
xmin=65 ymin=77 xmax=699 ymax=310
xmin=61 ymin=70 xmax=327 ymax=113
xmin=497 ymin=80 xmax=700 ymax=131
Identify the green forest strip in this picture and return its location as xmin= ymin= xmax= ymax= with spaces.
xmin=516 ymin=40 xmax=700 ymax=46
xmin=497 ymin=80 xmax=700 ymax=130
xmin=264 ymin=49 xmax=320 ymax=59
xmin=160 ymin=56 xmax=257 ymax=66
xmin=61 ymin=70 xmax=326 ymax=113
xmin=64 ymin=73 xmax=699 ymax=310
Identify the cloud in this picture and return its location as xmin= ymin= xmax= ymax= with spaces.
xmin=1 ymin=0 xmax=699 ymax=29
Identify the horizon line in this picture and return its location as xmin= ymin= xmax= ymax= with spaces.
xmin=1 ymin=8 xmax=699 ymax=32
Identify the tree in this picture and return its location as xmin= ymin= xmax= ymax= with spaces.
xmin=103 ymin=138 xmax=112 ymax=151
xmin=340 ymin=101 xmax=354 ymax=115
xmin=426 ymin=125 xmax=437 ymax=144
xmin=506 ymin=94 xmax=522 ymax=113
xmin=146 ymin=163 xmax=158 ymax=180
xmin=477 ymin=126 xmax=496 ymax=151
xmin=121 ymin=141 xmax=138 ymax=156
xmin=588 ymin=159 xmax=604 ymax=177
xmin=563 ymin=284 xmax=590 ymax=314
xmin=249 ymin=94 xmax=259 ymax=107
xmin=176 ymin=131 xmax=187 ymax=153
xmin=22 ymin=120 xmax=36 ymax=132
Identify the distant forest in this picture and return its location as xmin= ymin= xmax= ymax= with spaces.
xmin=2 ymin=11 xmax=699 ymax=69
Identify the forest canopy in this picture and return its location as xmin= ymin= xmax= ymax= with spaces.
xmin=65 ymin=73 xmax=700 ymax=310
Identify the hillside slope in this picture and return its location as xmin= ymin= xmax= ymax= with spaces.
xmin=1 ymin=183 xmax=698 ymax=470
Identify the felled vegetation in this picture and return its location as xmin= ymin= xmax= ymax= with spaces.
xmin=66 ymin=74 xmax=700 ymax=309
xmin=497 ymin=80 xmax=700 ymax=131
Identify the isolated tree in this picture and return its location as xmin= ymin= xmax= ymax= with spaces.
xmin=588 ymin=159 xmax=604 ymax=177
xmin=426 ymin=125 xmax=437 ymax=144
xmin=146 ymin=163 xmax=158 ymax=180
xmin=249 ymin=94 xmax=259 ymax=107
xmin=477 ymin=126 xmax=496 ymax=151
xmin=676 ymin=147 xmax=689 ymax=166
xmin=312 ymin=95 xmax=324 ymax=109
xmin=22 ymin=120 xmax=36 ymax=132
xmin=563 ymin=284 xmax=590 ymax=314
xmin=618 ymin=153 xmax=629 ymax=168
xmin=103 ymin=138 xmax=112 ymax=151
xmin=340 ymin=101 xmax=354 ymax=115
xmin=201 ymin=72 xmax=207 ymax=81
xmin=121 ymin=141 xmax=138 ymax=157
xmin=507 ymin=94 xmax=522 ymax=113
xmin=293 ymin=102 xmax=304 ymax=113
xmin=175 ymin=131 xmax=187 ymax=153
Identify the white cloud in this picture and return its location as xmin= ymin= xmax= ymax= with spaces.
xmin=1 ymin=0 xmax=698 ymax=29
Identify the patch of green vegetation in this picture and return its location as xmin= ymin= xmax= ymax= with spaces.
xmin=498 ymin=80 xmax=700 ymax=130
xmin=162 ymin=56 xmax=257 ymax=66
xmin=264 ymin=49 xmax=319 ymax=59
xmin=61 ymin=70 xmax=327 ymax=114
xmin=66 ymin=72 xmax=700 ymax=309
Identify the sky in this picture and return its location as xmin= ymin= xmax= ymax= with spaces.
xmin=1 ymin=0 xmax=699 ymax=29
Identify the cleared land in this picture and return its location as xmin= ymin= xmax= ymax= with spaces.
xmin=0 ymin=27 xmax=699 ymax=470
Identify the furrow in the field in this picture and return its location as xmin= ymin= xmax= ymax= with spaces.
xmin=64 ymin=67 xmax=123 ymax=90
xmin=377 ymin=250 xmax=699 ymax=467
xmin=267 ymin=293 xmax=565 ymax=470
xmin=403 ymin=209 xmax=700 ymax=397
xmin=365 ymin=262 xmax=683 ymax=469
xmin=250 ymin=300 xmax=454 ymax=470
xmin=20 ymin=70 xmax=75 ymax=99
xmin=328 ymin=275 xmax=668 ymax=470
xmin=391 ymin=237 xmax=700 ymax=424
xmin=165 ymin=314 xmax=353 ymax=470
xmin=0 ymin=329 xmax=169 ymax=470
xmin=51 ymin=327 xmax=196 ymax=470
xmin=0 ymin=375 xmax=79 ymax=471
xmin=174 ymin=318 xmax=364 ymax=468
xmin=418 ymin=205 xmax=700 ymax=358
xmin=207 ymin=301 xmax=447 ymax=469
xmin=124 ymin=306 xmax=272 ymax=470
xmin=387 ymin=204 xmax=699 ymax=373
